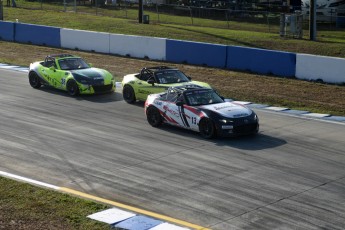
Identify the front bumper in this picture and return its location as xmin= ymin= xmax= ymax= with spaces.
xmin=79 ymin=82 xmax=115 ymax=94
xmin=215 ymin=116 xmax=259 ymax=137
xmin=216 ymin=122 xmax=259 ymax=137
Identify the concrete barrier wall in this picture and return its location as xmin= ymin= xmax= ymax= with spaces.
xmin=166 ymin=40 xmax=227 ymax=68
xmin=296 ymin=54 xmax=345 ymax=84
xmin=60 ymin=29 xmax=110 ymax=54
xmin=0 ymin=21 xmax=15 ymax=41
xmin=6 ymin=23 xmax=345 ymax=84
xmin=110 ymin=34 xmax=166 ymax=60
xmin=15 ymin=23 xmax=60 ymax=47
xmin=227 ymin=46 xmax=296 ymax=77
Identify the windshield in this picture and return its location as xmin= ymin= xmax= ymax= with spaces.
xmin=185 ymin=89 xmax=224 ymax=106
xmin=58 ymin=58 xmax=90 ymax=70
xmin=155 ymin=70 xmax=190 ymax=84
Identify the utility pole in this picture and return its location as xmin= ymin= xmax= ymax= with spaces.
xmin=309 ymin=0 xmax=316 ymax=40
xmin=0 ymin=0 xmax=3 ymax=21
xmin=138 ymin=0 xmax=143 ymax=23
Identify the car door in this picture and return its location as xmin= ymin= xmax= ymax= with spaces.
xmin=136 ymin=71 xmax=166 ymax=100
xmin=43 ymin=64 xmax=66 ymax=89
xmin=162 ymin=94 xmax=189 ymax=128
xmin=179 ymin=104 xmax=203 ymax=132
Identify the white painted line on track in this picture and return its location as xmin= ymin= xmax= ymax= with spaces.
xmin=0 ymin=171 xmax=60 ymax=190
xmin=0 ymin=170 xmax=208 ymax=229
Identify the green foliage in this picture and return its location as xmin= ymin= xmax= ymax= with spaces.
xmin=0 ymin=177 xmax=110 ymax=229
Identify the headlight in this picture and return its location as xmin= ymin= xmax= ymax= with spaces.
xmin=219 ymin=119 xmax=233 ymax=124
xmin=79 ymin=79 xmax=90 ymax=84
xmin=73 ymin=74 xmax=91 ymax=85
xmin=253 ymin=114 xmax=258 ymax=121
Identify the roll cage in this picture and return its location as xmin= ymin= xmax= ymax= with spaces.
xmin=162 ymin=85 xmax=204 ymax=103
xmin=138 ymin=66 xmax=191 ymax=84
xmin=42 ymin=54 xmax=77 ymax=68
xmin=42 ymin=54 xmax=89 ymax=70
xmin=162 ymin=85 xmax=224 ymax=106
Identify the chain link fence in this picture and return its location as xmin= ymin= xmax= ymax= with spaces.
xmin=4 ymin=0 xmax=345 ymax=32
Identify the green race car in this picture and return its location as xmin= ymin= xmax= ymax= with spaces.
xmin=28 ymin=54 xmax=116 ymax=96
xmin=122 ymin=66 xmax=211 ymax=103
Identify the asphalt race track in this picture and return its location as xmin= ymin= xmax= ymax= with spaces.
xmin=1 ymin=69 xmax=345 ymax=229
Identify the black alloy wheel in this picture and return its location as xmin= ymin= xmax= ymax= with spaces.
xmin=146 ymin=106 xmax=162 ymax=127
xmin=66 ymin=80 xmax=80 ymax=96
xmin=123 ymin=85 xmax=136 ymax=104
xmin=29 ymin=72 xmax=42 ymax=89
xmin=199 ymin=118 xmax=216 ymax=139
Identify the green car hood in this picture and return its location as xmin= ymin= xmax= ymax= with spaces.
xmin=70 ymin=68 xmax=104 ymax=79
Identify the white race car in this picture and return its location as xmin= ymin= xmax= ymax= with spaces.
xmin=144 ymin=85 xmax=259 ymax=139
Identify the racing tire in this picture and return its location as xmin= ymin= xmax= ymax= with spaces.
xmin=199 ymin=118 xmax=216 ymax=139
xmin=66 ymin=80 xmax=80 ymax=96
xmin=123 ymin=85 xmax=136 ymax=104
xmin=28 ymin=72 xmax=42 ymax=89
xmin=146 ymin=106 xmax=162 ymax=127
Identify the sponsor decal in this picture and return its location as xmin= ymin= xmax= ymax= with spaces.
xmin=233 ymin=113 xmax=249 ymax=118
xmin=138 ymin=89 xmax=152 ymax=94
xmin=214 ymin=105 xmax=233 ymax=110
xmin=154 ymin=100 xmax=162 ymax=106
xmin=163 ymin=105 xmax=179 ymax=117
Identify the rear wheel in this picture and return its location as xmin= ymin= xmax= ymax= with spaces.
xmin=123 ymin=85 xmax=136 ymax=104
xmin=66 ymin=80 xmax=80 ymax=96
xmin=28 ymin=72 xmax=41 ymax=89
xmin=146 ymin=106 xmax=162 ymax=127
xmin=199 ymin=118 xmax=216 ymax=139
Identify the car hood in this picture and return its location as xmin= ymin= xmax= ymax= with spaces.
xmin=70 ymin=68 xmax=106 ymax=79
xmin=199 ymin=102 xmax=252 ymax=118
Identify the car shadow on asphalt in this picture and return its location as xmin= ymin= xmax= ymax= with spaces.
xmin=37 ymin=86 xmax=123 ymax=103
xmin=155 ymin=125 xmax=286 ymax=151
xmin=79 ymin=92 xmax=123 ymax=103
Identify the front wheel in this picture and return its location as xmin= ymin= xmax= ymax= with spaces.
xmin=28 ymin=72 xmax=41 ymax=89
xmin=123 ymin=85 xmax=136 ymax=104
xmin=146 ymin=106 xmax=162 ymax=127
xmin=199 ymin=118 xmax=216 ymax=139
xmin=66 ymin=80 xmax=80 ymax=96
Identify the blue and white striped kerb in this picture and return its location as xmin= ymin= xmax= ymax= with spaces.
xmin=0 ymin=63 xmax=29 ymax=72
xmin=88 ymin=208 xmax=190 ymax=229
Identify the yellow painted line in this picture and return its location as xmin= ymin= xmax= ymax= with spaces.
xmin=60 ymin=187 xmax=211 ymax=230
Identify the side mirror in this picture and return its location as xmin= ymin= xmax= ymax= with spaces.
xmin=89 ymin=63 xmax=93 ymax=67
xmin=187 ymin=76 xmax=192 ymax=80
xmin=147 ymin=79 xmax=155 ymax=86
xmin=176 ymin=101 xmax=184 ymax=106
